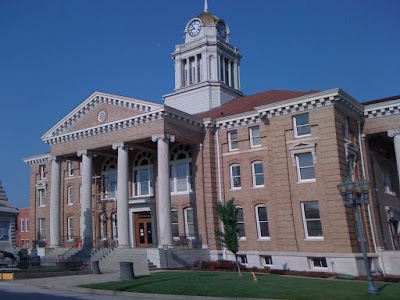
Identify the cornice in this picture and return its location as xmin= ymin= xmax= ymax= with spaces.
xmin=42 ymin=91 xmax=163 ymax=140
xmin=216 ymin=112 xmax=260 ymax=130
xmin=23 ymin=154 xmax=51 ymax=166
xmin=163 ymin=105 xmax=204 ymax=127
xmin=364 ymin=98 xmax=400 ymax=119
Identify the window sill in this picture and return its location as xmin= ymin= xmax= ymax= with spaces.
xmin=250 ymin=144 xmax=262 ymax=148
xmin=67 ymin=239 xmax=74 ymax=242
xmin=39 ymin=205 xmax=46 ymax=208
xmin=295 ymin=134 xmax=312 ymax=139
xmin=257 ymin=237 xmax=271 ymax=241
xmin=297 ymin=179 xmax=316 ymax=184
xmin=384 ymin=191 xmax=397 ymax=197
xmin=238 ymin=237 xmax=246 ymax=241
xmin=305 ymin=237 xmax=324 ymax=241
xmin=67 ymin=203 xmax=73 ymax=206
xmin=253 ymin=185 xmax=265 ymax=189
xmin=230 ymin=188 xmax=242 ymax=191
xmin=171 ymin=191 xmax=193 ymax=196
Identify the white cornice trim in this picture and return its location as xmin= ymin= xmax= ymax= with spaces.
xmin=23 ymin=154 xmax=51 ymax=165
xmin=364 ymin=98 xmax=400 ymax=119
xmin=42 ymin=91 xmax=163 ymax=140
xmin=163 ymin=105 xmax=204 ymax=126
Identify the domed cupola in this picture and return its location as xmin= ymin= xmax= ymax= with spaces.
xmin=163 ymin=0 xmax=243 ymax=114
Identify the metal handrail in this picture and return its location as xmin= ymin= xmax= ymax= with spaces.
xmin=59 ymin=236 xmax=92 ymax=259
xmin=92 ymin=236 xmax=117 ymax=255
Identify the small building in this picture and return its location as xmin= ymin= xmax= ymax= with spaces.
xmin=0 ymin=180 xmax=19 ymax=253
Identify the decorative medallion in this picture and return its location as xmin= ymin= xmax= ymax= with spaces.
xmin=97 ymin=110 xmax=107 ymax=123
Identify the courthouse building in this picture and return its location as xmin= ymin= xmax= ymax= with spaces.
xmin=24 ymin=3 xmax=400 ymax=275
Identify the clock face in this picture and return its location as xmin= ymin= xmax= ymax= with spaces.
xmin=216 ymin=22 xmax=227 ymax=38
xmin=188 ymin=20 xmax=202 ymax=37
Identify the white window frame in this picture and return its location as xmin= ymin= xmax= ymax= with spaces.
xmin=184 ymin=208 xmax=195 ymax=239
xmin=111 ymin=213 xmax=118 ymax=240
xmin=294 ymin=113 xmax=311 ymax=137
xmin=67 ymin=161 xmax=74 ymax=177
xmin=382 ymin=169 xmax=396 ymax=196
xmin=228 ymin=130 xmax=239 ymax=151
xmin=249 ymin=126 xmax=261 ymax=147
xmin=39 ymin=218 xmax=46 ymax=240
xmin=39 ymin=164 xmax=46 ymax=179
xmin=133 ymin=165 xmax=154 ymax=197
xmin=67 ymin=186 xmax=73 ymax=205
xmin=237 ymin=254 xmax=248 ymax=265
xmin=236 ymin=206 xmax=246 ymax=239
xmin=261 ymin=255 xmax=273 ymax=267
xmin=255 ymin=204 xmax=270 ymax=239
xmin=252 ymin=161 xmax=265 ymax=188
xmin=38 ymin=188 xmax=46 ymax=207
xmin=171 ymin=208 xmax=179 ymax=239
xmin=67 ymin=217 xmax=74 ymax=241
xmin=169 ymin=146 xmax=192 ymax=195
xmin=230 ymin=164 xmax=241 ymax=190
xmin=301 ymin=201 xmax=323 ymax=240
xmin=309 ymin=257 xmax=328 ymax=269
xmin=20 ymin=219 xmax=25 ymax=232
xmin=101 ymin=158 xmax=118 ymax=201
xmin=296 ymin=152 xmax=316 ymax=183
xmin=99 ymin=214 xmax=106 ymax=240
xmin=25 ymin=218 xmax=29 ymax=232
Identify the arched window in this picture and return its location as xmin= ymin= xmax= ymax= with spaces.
xmin=133 ymin=152 xmax=154 ymax=197
xmin=101 ymin=157 xmax=117 ymax=200
xmin=170 ymin=145 xmax=192 ymax=194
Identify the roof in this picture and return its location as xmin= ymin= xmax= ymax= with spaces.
xmin=197 ymin=11 xmax=219 ymax=25
xmin=363 ymin=95 xmax=400 ymax=105
xmin=195 ymin=89 xmax=321 ymax=119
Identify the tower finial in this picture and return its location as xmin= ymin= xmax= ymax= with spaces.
xmin=204 ymin=0 xmax=208 ymax=12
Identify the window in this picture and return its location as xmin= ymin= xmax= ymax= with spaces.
xmin=309 ymin=257 xmax=328 ymax=269
xmin=261 ymin=255 xmax=273 ymax=267
xmin=184 ymin=208 xmax=195 ymax=238
xmin=38 ymin=188 xmax=46 ymax=207
xmin=67 ymin=186 xmax=73 ymax=205
xmin=344 ymin=117 xmax=350 ymax=140
xmin=237 ymin=254 xmax=248 ymax=265
xmin=25 ymin=219 xmax=29 ymax=232
xmin=301 ymin=201 xmax=323 ymax=239
xmin=38 ymin=218 xmax=46 ymax=240
xmin=255 ymin=205 xmax=270 ymax=239
xmin=230 ymin=164 xmax=241 ymax=189
xmin=252 ymin=161 xmax=264 ymax=187
xmin=296 ymin=152 xmax=315 ymax=182
xmin=228 ymin=130 xmax=239 ymax=151
xmin=99 ymin=214 xmax=107 ymax=240
xmin=171 ymin=209 xmax=179 ymax=238
xmin=101 ymin=158 xmax=117 ymax=200
xmin=111 ymin=213 xmax=118 ymax=240
xmin=382 ymin=169 xmax=395 ymax=195
xmin=250 ymin=126 xmax=261 ymax=147
xmin=39 ymin=164 xmax=46 ymax=179
xmin=170 ymin=145 xmax=192 ymax=194
xmin=67 ymin=161 xmax=74 ymax=177
xmin=133 ymin=152 xmax=154 ymax=197
xmin=67 ymin=217 xmax=74 ymax=241
xmin=236 ymin=207 xmax=245 ymax=238
xmin=294 ymin=113 xmax=311 ymax=137
xmin=20 ymin=219 xmax=25 ymax=232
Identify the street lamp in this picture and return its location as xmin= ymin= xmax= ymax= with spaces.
xmin=337 ymin=178 xmax=380 ymax=295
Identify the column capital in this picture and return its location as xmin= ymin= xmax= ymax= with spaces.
xmin=112 ymin=142 xmax=126 ymax=150
xmin=49 ymin=156 xmax=61 ymax=163
xmin=151 ymin=133 xmax=175 ymax=143
xmin=77 ymin=149 xmax=91 ymax=157
xmin=388 ymin=129 xmax=400 ymax=138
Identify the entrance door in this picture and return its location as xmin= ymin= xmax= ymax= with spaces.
xmin=135 ymin=212 xmax=153 ymax=247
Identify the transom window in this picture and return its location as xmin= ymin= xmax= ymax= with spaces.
xmin=228 ymin=130 xmax=239 ymax=151
xmin=301 ymin=201 xmax=323 ymax=239
xmin=255 ymin=204 xmax=270 ymax=239
xmin=250 ymin=126 xmax=261 ymax=147
xmin=101 ymin=158 xmax=117 ymax=200
xmin=296 ymin=152 xmax=315 ymax=182
xmin=252 ymin=161 xmax=265 ymax=187
xmin=133 ymin=152 xmax=154 ymax=197
xmin=170 ymin=145 xmax=192 ymax=194
xmin=294 ymin=113 xmax=311 ymax=137
xmin=230 ymin=164 xmax=241 ymax=189
xmin=236 ymin=206 xmax=245 ymax=239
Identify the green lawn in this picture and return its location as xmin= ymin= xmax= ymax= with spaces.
xmin=81 ymin=271 xmax=400 ymax=300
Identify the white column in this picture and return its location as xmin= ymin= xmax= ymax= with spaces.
xmin=233 ymin=61 xmax=238 ymax=89
xmin=77 ymin=150 xmax=93 ymax=245
xmin=112 ymin=142 xmax=130 ymax=248
xmin=388 ymin=129 xmax=400 ymax=188
xmin=49 ymin=157 xmax=61 ymax=248
xmin=175 ymin=59 xmax=182 ymax=89
xmin=151 ymin=133 xmax=175 ymax=248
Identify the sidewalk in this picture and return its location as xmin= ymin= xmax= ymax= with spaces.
xmin=11 ymin=271 xmax=272 ymax=300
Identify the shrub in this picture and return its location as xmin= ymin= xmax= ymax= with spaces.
xmin=192 ymin=259 xmax=246 ymax=271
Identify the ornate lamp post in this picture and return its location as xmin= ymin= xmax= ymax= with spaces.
xmin=337 ymin=179 xmax=380 ymax=295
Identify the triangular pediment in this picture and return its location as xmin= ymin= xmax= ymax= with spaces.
xmin=288 ymin=141 xmax=316 ymax=151
xmin=41 ymin=91 xmax=163 ymax=141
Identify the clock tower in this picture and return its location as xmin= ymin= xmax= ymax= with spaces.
xmin=163 ymin=1 xmax=244 ymax=114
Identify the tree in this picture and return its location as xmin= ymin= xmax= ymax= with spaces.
xmin=215 ymin=198 xmax=242 ymax=277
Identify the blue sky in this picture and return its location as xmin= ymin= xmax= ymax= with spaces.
xmin=0 ymin=0 xmax=399 ymax=208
